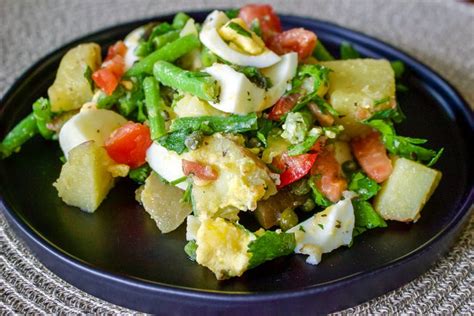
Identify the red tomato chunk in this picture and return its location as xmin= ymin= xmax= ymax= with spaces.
xmin=105 ymin=122 xmax=152 ymax=168
xmin=92 ymin=41 xmax=127 ymax=96
xmin=267 ymin=28 xmax=317 ymax=60
xmin=239 ymin=4 xmax=282 ymax=42
xmin=273 ymin=152 xmax=318 ymax=189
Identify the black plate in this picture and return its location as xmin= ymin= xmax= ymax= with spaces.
xmin=1 ymin=11 xmax=473 ymax=314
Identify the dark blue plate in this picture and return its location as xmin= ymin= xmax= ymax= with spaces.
xmin=1 ymin=11 xmax=473 ymax=314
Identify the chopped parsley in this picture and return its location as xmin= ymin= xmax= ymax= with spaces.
xmin=84 ymin=65 xmax=94 ymax=91
xmin=348 ymin=172 xmax=381 ymax=201
xmin=228 ymin=22 xmax=252 ymax=38
xmin=364 ymin=119 xmax=443 ymax=165
xmin=225 ymin=8 xmax=240 ymax=19
xmin=250 ymin=19 xmax=262 ymax=37
xmin=180 ymin=181 xmax=193 ymax=205
xmin=308 ymin=176 xmax=332 ymax=208
xmin=373 ymin=96 xmax=391 ymax=106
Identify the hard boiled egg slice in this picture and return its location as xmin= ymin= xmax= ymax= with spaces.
xmin=146 ymin=142 xmax=188 ymax=190
xmin=288 ymin=192 xmax=355 ymax=265
xmin=203 ymin=63 xmax=265 ymax=114
xmin=203 ymin=52 xmax=297 ymax=114
xmin=59 ymin=109 xmax=127 ymax=158
xmin=259 ymin=52 xmax=298 ymax=111
xmin=200 ymin=10 xmax=280 ymax=68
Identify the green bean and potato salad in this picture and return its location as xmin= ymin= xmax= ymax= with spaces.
xmin=0 ymin=6 xmax=443 ymax=279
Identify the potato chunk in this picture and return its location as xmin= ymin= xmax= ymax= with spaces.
xmin=53 ymin=141 xmax=120 ymax=212
xmin=139 ymin=172 xmax=192 ymax=233
xmin=48 ymin=43 xmax=102 ymax=112
xmin=319 ymin=59 xmax=395 ymax=137
xmin=374 ymin=157 xmax=441 ymax=222
xmin=173 ymin=94 xmax=225 ymax=118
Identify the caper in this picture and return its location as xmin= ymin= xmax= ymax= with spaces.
xmin=290 ymin=178 xmax=311 ymax=196
xmin=278 ymin=208 xmax=299 ymax=231
xmin=301 ymin=198 xmax=316 ymax=212
xmin=342 ymin=160 xmax=358 ymax=175
xmin=247 ymin=137 xmax=263 ymax=148
xmin=184 ymin=131 xmax=204 ymax=151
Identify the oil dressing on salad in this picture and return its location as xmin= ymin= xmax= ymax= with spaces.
xmin=0 ymin=4 xmax=444 ymax=280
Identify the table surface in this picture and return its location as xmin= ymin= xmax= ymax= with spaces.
xmin=1 ymin=0 xmax=473 ymax=314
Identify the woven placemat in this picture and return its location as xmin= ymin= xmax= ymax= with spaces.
xmin=1 ymin=0 xmax=473 ymax=314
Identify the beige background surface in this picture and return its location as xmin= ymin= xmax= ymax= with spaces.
xmin=1 ymin=0 xmax=473 ymax=314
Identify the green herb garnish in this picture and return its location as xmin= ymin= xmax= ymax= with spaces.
xmin=228 ymin=22 xmax=252 ymax=38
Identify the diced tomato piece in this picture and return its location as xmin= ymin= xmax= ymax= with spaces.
xmin=103 ymin=55 xmax=125 ymax=78
xmin=273 ymin=152 xmax=318 ymax=189
xmin=182 ymin=159 xmax=218 ymax=181
xmin=106 ymin=41 xmax=127 ymax=61
xmin=238 ymin=4 xmax=282 ymax=42
xmin=267 ymin=28 xmax=317 ymax=60
xmin=105 ymin=122 xmax=152 ymax=168
xmin=268 ymin=94 xmax=300 ymax=121
xmin=93 ymin=41 xmax=127 ymax=95
xmin=351 ymin=131 xmax=393 ymax=183
xmin=311 ymin=146 xmax=347 ymax=202
xmin=92 ymin=68 xmax=118 ymax=96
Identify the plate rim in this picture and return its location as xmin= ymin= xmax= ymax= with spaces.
xmin=1 ymin=10 xmax=473 ymax=313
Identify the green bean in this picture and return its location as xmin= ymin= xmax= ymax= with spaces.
xmin=134 ymin=41 xmax=152 ymax=57
xmin=126 ymin=34 xmax=200 ymax=76
xmin=172 ymin=12 xmax=191 ymax=30
xmin=390 ymin=60 xmax=405 ymax=78
xmin=128 ymin=164 xmax=152 ymax=184
xmin=32 ymin=97 xmax=54 ymax=139
xmin=200 ymin=47 xmax=218 ymax=67
xmin=1 ymin=113 xmax=38 ymax=158
xmin=340 ymin=41 xmax=360 ymax=60
xmin=312 ymin=39 xmax=335 ymax=61
xmin=143 ymin=76 xmax=166 ymax=140
xmin=148 ymin=22 xmax=173 ymax=42
xmin=153 ymin=61 xmax=219 ymax=102
xmin=170 ymin=113 xmax=258 ymax=133
xmin=153 ymin=30 xmax=180 ymax=50
xmin=96 ymin=86 xmax=125 ymax=109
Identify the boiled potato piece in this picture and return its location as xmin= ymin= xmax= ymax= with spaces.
xmin=54 ymin=141 xmax=123 ymax=213
xmin=173 ymin=93 xmax=225 ymax=118
xmin=374 ymin=157 xmax=441 ymax=222
xmin=320 ymin=59 xmax=395 ymax=138
xmin=48 ymin=43 xmax=102 ymax=112
xmin=139 ymin=172 xmax=192 ymax=233
xmin=189 ymin=133 xmax=277 ymax=219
